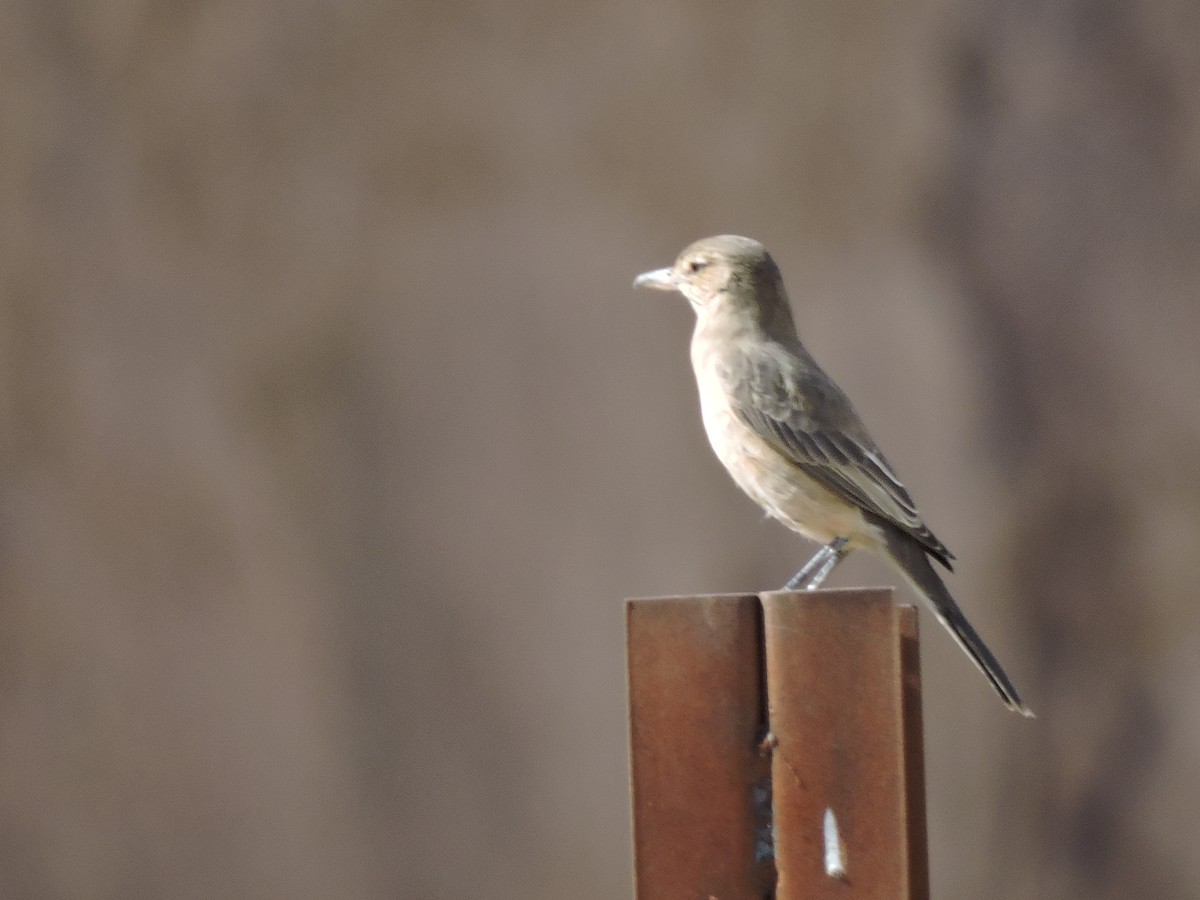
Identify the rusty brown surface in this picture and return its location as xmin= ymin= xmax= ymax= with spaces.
xmin=898 ymin=605 xmax=930 ymax=899
xmin=627 ymin=590 xmax=927 ymax=898
xmin=626 ymin=595 xmax=774 ymax=899
xmin=761 ymin=589 xmax=926 ymax=900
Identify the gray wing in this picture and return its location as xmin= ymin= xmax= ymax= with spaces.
xmin=725 ymin=343 xmax=954 ymax=568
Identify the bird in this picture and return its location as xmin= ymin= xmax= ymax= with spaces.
xmin=634 ymin=235 xmax=1033 ymax=716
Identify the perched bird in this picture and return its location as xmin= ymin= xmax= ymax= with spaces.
xmin=635 ymin=235 xmax=1032 ymax=716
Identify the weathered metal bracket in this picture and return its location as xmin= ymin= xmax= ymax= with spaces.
xmin=627 ymin=589 xmax=928 ymax=899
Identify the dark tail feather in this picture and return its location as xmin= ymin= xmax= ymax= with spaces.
xmin=880 ymin=525 xmax=1035 ymax=717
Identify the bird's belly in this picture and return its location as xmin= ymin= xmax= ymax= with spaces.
xmin=698 ymin=393 xmax=870 ymax=547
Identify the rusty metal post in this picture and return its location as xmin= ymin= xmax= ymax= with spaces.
xmin=627 ymin=588 xmax=928 ymax=899
xmin=761 ymin=588 xmax=927 ymax=899
xmin=898 ymin=605 xmax=930 ymax=899
xmin=626 ymin=595 xmax=774 ymax=899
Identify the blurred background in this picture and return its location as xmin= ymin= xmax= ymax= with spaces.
xmin=2 ymin=1 xmax=1199 ymax=897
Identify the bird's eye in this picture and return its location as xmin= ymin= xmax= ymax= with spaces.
xmin=687 ymin=259 xmax=707 ymax=274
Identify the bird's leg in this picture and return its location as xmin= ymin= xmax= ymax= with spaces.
xmin=801 ymin=537 xmax=849 ymax=590
xmin=782 ymin=537 xmax=850 ymax=591
xmin=783 ymin=546 xmax=832 ymax=591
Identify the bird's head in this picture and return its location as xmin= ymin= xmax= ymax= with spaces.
xmin=634 ymin=235 xmax=794 ymax=335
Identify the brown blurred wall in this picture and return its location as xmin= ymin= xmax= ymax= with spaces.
xmin=2 ymin=1 xmax=1199 ymax=898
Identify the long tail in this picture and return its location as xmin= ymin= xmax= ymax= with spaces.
xmin=879 ymin=525 xmax=1034 ymax=717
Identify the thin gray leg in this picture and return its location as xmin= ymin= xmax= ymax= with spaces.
xmin=783 ymin=545 xmax=834 ymax=591
xmin=782 ymin=537 xmax=850 ymax=591
xmin=801 ymin=539 xmax=849 ymax=590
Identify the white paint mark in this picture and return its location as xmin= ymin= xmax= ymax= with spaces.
xmin=823 ymin=807 xmax=847 ymax=880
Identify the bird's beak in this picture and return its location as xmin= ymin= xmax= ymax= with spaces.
xmin=633 ymin=267 xmax=679 ymax=291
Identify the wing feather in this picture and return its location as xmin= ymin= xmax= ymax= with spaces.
xmin=726 ymin=344 xmax=954 ymax=567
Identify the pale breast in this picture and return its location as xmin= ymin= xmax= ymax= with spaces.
xmin=690 ymin=341 xmax=875 ymax=548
